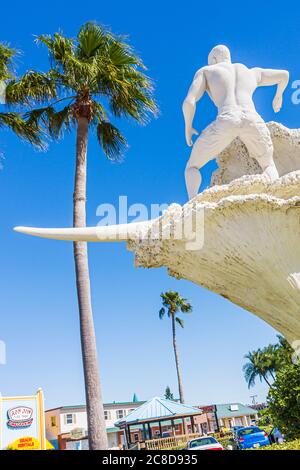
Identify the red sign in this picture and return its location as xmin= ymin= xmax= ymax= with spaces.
xmin=7 ymin=407 xmax=33 ymax=428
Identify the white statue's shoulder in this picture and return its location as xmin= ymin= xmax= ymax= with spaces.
xmin=193 ymin=65 xmax=209 ymax=77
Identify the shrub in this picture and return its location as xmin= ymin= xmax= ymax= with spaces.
xmin=251 ymin=438 xmax=300 ymax=451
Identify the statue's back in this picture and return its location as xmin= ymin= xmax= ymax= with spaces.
xmin=204 ymin=62 xmax=258 ymax=111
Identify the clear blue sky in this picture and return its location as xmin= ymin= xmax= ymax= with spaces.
xmin=1 ymin=0 xmax=299 ymax=410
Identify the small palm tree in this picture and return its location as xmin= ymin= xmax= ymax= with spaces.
xmin=9 ymin=23 xmax=156 ymax=450
xmin=164 ymin=386 xmax=174 ymax=400
xmin=159 ymin=291 xmax=192 ymax=403
xmin=243 ymin=349 xmax=273 ymax=388
xmin=0 ymin=43 xmax=42 ymax=147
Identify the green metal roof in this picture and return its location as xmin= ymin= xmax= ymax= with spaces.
xmin=104 ymin=401 xmax=145 ymax=407
xmin=215 ymin=403 xmax=257 ymax=419
xmin=46 ymin=401 xmax=145 ymax=413
xmin=106 ymin=427 xmax=120 ymax=434
xmin=115 ymin=397 xmax=202 ymax=427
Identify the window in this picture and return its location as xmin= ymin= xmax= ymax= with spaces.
xmin=104 ymin=411 xmax=111 ymax=420
xmin=66 ymin=414 xmax=73 ymax=424
xmin=230 ymin=404 xmax=239 ymax=411
xmin=238 ymin=427 xmax=261 ymax=436
xmin=51 ymin=416 xmax=56 ymax=427
xmin=116 ymin=410 xmax=124 ymax=419
xmin=189 ymin=437 xmax=217 ymax=448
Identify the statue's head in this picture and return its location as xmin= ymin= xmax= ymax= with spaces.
xmin=208 ymin=45 xmax=231 ymax=65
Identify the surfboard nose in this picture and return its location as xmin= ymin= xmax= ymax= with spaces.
xmin=13 ymin=220 xmax=154 ymax=242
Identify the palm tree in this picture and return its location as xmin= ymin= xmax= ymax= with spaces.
xmin=0 ymin=43 xmax=42 ymax=147
xmin=10 ymin=23 xmax=156 ymax=449
xmin=274 ymin=335 xmax=293 ymax=370
xmin=159 ymin=291 xmax=192 ymax=403
xmin=243 ymin=335 xmax=294 ymax=390
xmin=164 ymin=386 xmax=174 ymax=400
xmin=262 ymin=344 xmax=277 ymax=380
xmin=243 ymin=349 xmax=273 ymax=388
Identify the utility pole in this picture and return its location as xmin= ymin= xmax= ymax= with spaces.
xmin=250 ymin=395 xmax=258 ymax=406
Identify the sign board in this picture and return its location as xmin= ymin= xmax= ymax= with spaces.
xmin=201 ymin=405 xmax=216 ymax=414
xmin=0 ymin=389 xmax=46 ymax=450
xmin=70 ymin=428 xmax=86 ymax=440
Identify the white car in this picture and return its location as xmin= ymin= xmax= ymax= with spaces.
xmin=186 ymin=436 xmax=224 ymax=451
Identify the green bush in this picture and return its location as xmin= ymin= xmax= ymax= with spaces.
xmin=267 ymin=364 xmax=300 ymax=439
xmin=251 ymin=438 xmax=300 ymax=450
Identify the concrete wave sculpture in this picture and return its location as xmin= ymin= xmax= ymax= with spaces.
xmin=15 ymin=161 xmax=300 ymax=343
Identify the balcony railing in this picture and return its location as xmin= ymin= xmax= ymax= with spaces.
xmin=144 ymin=433 xmax=201 ymax=450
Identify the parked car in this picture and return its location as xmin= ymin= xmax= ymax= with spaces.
xmin=235 ymin=426 xmax=270 ymax=449
xmin=269 ymin=427 xmax=284 ymax=444
xmin=232 ymin=425 xmax=244 ymax=435
xmin=186 ymin=436 xmax=224 ymax=451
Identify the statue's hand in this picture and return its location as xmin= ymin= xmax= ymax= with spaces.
xmin=185 ymin=128 xmax=199 ymax=147
xmin=273 ymin=94 xmax=282 ymax=113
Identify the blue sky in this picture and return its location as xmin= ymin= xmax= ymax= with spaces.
xmin=1 ymin=0 xmax=299 ymax=410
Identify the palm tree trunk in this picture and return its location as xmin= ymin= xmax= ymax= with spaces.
xmin=262 ymin=375 xmax=272 ymax=388
xmin=73 ymin=116 xmax=108 ymax=450
xmin=171 ymin=312 xmax=185 ymax=403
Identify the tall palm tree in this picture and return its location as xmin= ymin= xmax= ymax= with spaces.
xmin=0 ymin=43 xmax=42 ymax=147
xmin=159 ymin=291 xmax=192 ymax=403
xmin=243 ymin=349 xmax=273 ymax=388
xmin=10 ymin=23 xmax=156 ymax=449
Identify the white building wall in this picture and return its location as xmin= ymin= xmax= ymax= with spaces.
xmin=60 ymin=411 xmax=88 ymax=434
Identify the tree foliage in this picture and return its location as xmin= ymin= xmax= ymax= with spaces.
xmin=267 ymin=364 xmax=300 ymax=438
xmin=164 ymin=386 xmax=174 ymax=400
xmin=159 ymin=291 xmax=192 ymax=327
xmin=7 ymin=22 xmax=157 ymax=160
xmin=243 ymin=335 xmax=294 ymax=388
xmin=0 ymin=42 xmax=43 ymax=147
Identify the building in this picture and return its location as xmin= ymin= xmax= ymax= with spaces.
xmin=45 ymin=399 xmax=259 ymax=449
xmin=196 ymin=403 xmax=259 ymax=433
xmin=45 ymin=396 xmax=145 ymax=450
xmin=115 ymin=396 xmax=203 ymax=448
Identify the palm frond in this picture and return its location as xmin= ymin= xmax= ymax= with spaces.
xmin=36 ymin=33 xmax=75 ymax=70
xmin=47 ymin=104 xmax=75 ymax=139
xmin=159 ymin=308 xmax=165 ymax=320
xmin=0 ymin=42 xmax=18 ymax=81
xmin=5 ymin=71 xmax=57 ymax=105
xmin=96 ymin=120 xmax=127 ymax=161
xmin=91 ymin=100 xmax=107 ymax=124
xmin=175 ymin=317 xmax=184 ymax=329
xmin=180 ymin=300 xmax=192 ymax=313
xmin=77 ymin=22 xmax=107 ymax=59
xmin=107 ymin=40 xmax=141 ymax=68
xmin=25 ymin=103 xmax=75 ymax=140
xmin=0 ymin=111 xmax=44 ymax=148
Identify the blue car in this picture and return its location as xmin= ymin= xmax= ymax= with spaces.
xmin=236 ymin=426 xmax=270 ymax=449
